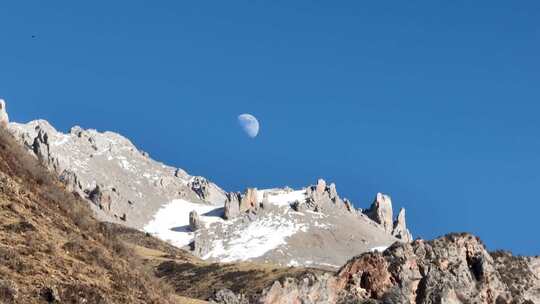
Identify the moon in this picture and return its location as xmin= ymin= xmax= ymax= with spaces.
xmin=238 ymin=114 xmax=260 ymax=138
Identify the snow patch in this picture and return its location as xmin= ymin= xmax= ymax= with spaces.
xmin=143 ymin=199 xmax=224 ymax=248
xmin=203 ymin=213 xmax=307 ymax=262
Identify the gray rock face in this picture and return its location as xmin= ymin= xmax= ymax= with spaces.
xmin=0 ymin=99 xmax=9 ymax=128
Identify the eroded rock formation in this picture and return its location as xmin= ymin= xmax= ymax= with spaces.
xmin=364 ymin=192 xmax=412 ymax=242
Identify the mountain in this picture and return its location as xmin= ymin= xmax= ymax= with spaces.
xmin=8 ymin=113 xmax=412 ymax=269
xmin=2 ymin=100 xmax=539 ymax=303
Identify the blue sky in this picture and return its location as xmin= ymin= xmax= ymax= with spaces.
xmin=1 ymin=1 xmax=539 ymax=255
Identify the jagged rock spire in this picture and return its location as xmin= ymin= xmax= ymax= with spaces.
xmin=364 ymin=193 xmax=394 ymax=234
xmin=364 ymin=193 xmax=412 ymax=242
xmin=392 ymin=208 xmax=412 ymax=242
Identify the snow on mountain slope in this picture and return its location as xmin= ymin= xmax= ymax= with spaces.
xmin=144 ymin=199 xmax=226 ymax=248
xmin=191 ymin=186 xmax=400 ymax=269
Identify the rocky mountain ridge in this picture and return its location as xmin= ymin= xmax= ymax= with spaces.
xmin=5 ymin=100 xmax=412 ymax=269
xmin=1 ymin=100 xmax=539 ymax=303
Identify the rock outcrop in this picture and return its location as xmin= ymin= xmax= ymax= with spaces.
xmin=240 ymin=188 xmax=258 ymax=212
xmin=335 ymin=233 xmax=539 ymax=303
xmin=224 ymin=192 xmax=241 ymax=219
xmin=189 ymin=177 xmax=211 ymax=200
xmin=223 ymin=188 xmax=259 ymax=219
xmin=87 ymin=184 xmax=118 ymax=211
xmin=256 ymin=233 xmax=540 ymax=304
xmin=316 ymin=178 xmax=327 ymax=195
xmin=0 ymin=99 xmax=9 ymax=128
xmin=258 ymin=273 xmax=338 ymax=304
xmin=364 ymin=193 xmax=394 ymax=234
xmin=189 ymin=210 xmax=202 ymax=231
xmin=59 ymin=169 xmax=82 ymax=193
xmin=364 ymin=193 xmax=412 ymax=242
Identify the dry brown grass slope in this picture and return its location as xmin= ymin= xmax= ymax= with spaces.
xmin=0 ymin=128 xmax=180 ymax=303
xmin=108 ymin=223 xmax=330 ymax=302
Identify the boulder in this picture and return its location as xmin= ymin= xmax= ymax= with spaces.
xmin=189 ymin=210 xmax=202 ymax=231
xmin=0 ymin=99 xmax=9 ymax=128
xmin=363 ymin=193 xmax=394 ymax=234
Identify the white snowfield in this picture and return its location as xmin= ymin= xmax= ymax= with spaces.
xmin=144 ymin=189 xmax=312 ymax=263
xmin=143 ymin=199 xmax=225 ymax=248
xmin=203 ymin=208 xmax=307 ymax=262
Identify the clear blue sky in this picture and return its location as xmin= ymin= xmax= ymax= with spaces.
xmin=1 ymin=1 xmax=539 ymax=255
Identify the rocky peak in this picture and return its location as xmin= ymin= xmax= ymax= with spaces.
xmin=364 ymin=193 xmax=394 ymax=234
xmin=392 ymin=208 xmax=412 ymax=242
